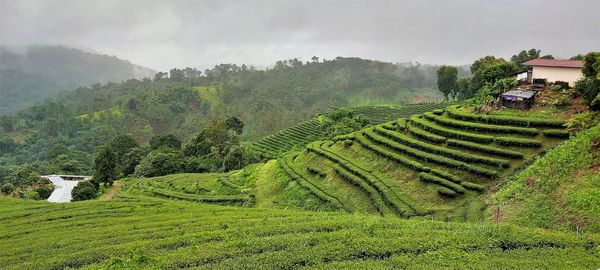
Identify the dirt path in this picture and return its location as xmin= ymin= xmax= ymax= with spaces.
xmin=100 ymin=181 xmax=122 ymax=201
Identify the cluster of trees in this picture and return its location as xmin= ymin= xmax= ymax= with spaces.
xmin=320 ymin=108 xmax=370 ymax=139
xmin=436 ymin=49 xmax=573 ymax=103
xmin=437 ymin=54 xmax=524 ymax=101
xmin=574 ymin=52 xmax=600 ymax=111
xmin=70 ymin=116 xmax=254 ymax=201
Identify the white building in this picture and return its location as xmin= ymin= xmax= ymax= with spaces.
xmin=523 ymin=59 xmax=584 ymax=87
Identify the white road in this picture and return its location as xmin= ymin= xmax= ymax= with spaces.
xmin=46 ymin=175 xmax=85 ymax=203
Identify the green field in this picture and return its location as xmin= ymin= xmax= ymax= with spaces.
xmin=1 ymin=196 xmax=599 ymax=269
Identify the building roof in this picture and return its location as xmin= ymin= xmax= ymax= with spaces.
xmin=523 ymin=59 xmax=584 ymax=68
xmin=501 ymin=89 xmax=536 ymax=99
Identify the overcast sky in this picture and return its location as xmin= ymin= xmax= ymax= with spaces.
xmin=1 ymin=0 xmax=599 ymax=71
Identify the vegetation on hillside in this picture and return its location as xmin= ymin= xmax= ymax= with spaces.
xmin=0 ymin=57 xmax=450 ymax=192
xmin=0 ymin=45 xmax=156 ymax=115
xmin=491 ymin=123 xmax=600 ymax=232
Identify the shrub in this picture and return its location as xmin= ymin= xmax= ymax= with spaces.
xmin=410 ymin=114 xmax=494 ymax=143
xmin=343 ymin=139 xmax=353 ymax=147
xmin=437 ymin=187 xmax=457 ymax=197
xmin=495 ymin=137 xmax=542 ymax=147
xmin=461 ymin=181 xmax=486 ymax=192
xmin=134 ymin=149 xmax=184 ymax=177
xmin=72 ymin=181 xmax=98 ymax=201
xmin=446 ymin=139 xmax=524 ymax=159
xmin=432 ymin=109 xmax=444 ymax=115
xmin=428 ymin=113 xmax=539 ymax=136
xmin=567 ymin=112 xmax=600 ymax=133
xmin=429 ymin=169 xmax=462 ymax=184
xmin=374 ymin=126 xmax=511 ymax=168
xmin=223 ymin=146 xmax=244 ymax=171
xmin=364 ymin=130 xmax=498 ymax=178
xmin=574 ymin=77 xmax=600 ymax=111
xmin=446 ymin=105 xmax=567 ymax=127
xmin=34 ymin=185 xmax=54 ymax=200
xmin=542 ymin=129 xmax=570 ymax=138
xmin=1 ymin=183 xmax=13 ymax=195
xmin=419 ymin=172 xmax=466 ymax=194
xmin=407 ymin=124 xmax=446 ymax=144
xmin=307 ymin=167 xmax=326 ymax=177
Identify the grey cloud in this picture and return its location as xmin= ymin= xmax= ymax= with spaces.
xmin=1 ymin=0 xmax=598 ymax=71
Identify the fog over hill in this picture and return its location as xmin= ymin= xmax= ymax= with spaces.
xmin=0 ymin=45 xmax=156 ymax=114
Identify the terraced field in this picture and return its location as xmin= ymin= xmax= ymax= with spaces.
xmin=248 ymin=103 xmax=452 ymax=158
xmin=120 ymin=164 xmax=262 ymax=207
xmin=1 ymin=196 xmax=599 ymax=269
xmin=279 ymin=105 xmax=569 ymax=219
xmin=352 ymin=102 xmax=453 ymax=124
xmin=247 ymin=119 xmax=325 ymax=158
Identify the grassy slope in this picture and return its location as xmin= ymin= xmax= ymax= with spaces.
xmin=0 ymin=196 xmax=599 ymax=269
xmin=122 ymin=105 xmax=573 ymax=221
xmin=490 ymin=124 xmax=600 ymax=232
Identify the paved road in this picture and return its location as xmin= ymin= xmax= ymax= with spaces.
xmin=46 ymin=176 xmax=85 ymax=203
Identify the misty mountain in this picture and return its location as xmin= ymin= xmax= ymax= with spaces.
xmin=0 ymin=45 xmax=156 ymax=114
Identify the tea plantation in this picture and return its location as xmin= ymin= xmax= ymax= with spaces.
xmin=248 ymin=103 xmax=452 ymax=158
xmin=2 ymin=104 xmax=599 ymax=269
xmin=1 ymin=196 xmax=599 ymax=269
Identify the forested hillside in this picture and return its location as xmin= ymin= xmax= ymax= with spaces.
xmin=0 ymin=46 xmax=156 ymax=114
xmin=0 ymin=57 xmax=447 ymax=183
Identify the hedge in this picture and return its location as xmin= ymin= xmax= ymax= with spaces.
xmin=418 ymin=172 xmax=466 ymax=194
xmin=410 ymin=114 xmax=494 ymax=143
xmin=374 ymin=126 xmax=511 ymax=168
xmin=307 ymin=166 xmax=327 ymax=177
xmin=364 ymin=129 xmax=499 ymax=178
xmin=150 ymin=189 xmax=253 ymax=206
xmin=432 ymin=109 xmax=444 ymax=115
xmin=309 ymin=142 xmax=424 ymax=217
xmin=280 ymin=156 xmax=346 ymax=211
xmin=495 ymin=137 xmax=542 ymax=147
xmin=446 ymin=105 xmax=567 ymax=128
xmin=429 ymin=168 xmax=462 ymax=184
xmin=407 ymin=123 xmax=447 ymax=143
xmin=446 ymin=139 xmax=524 ymax=159
xmin=543 ymin=129 xmax=571 ymax=138
xmin=461 ymin=181 xmax=486 ymax=192
xmin=427 ymin=112 xmax=539 ymax=136
xmin=437 ymin=187 xmax=458 ymax=197
xmin=334 ymin=165 xmax=386 ymax=215
xmin=355 ymin=134 xmax=428 ymax=172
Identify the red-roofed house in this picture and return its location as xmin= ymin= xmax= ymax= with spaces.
xmin=523 ymin=59 xmax=584 ymax=87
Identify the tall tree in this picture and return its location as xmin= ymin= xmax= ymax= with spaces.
xmin=437 ymin=66 xmax=458 ymax=100
xmin=93 ymin=144 xmax=117 ymax=186
xmin=225 ymin=116 xmax=244 ymax=135
xmin=511 ymin=48 xmax=541 ymax=65
xmin=150 ymin=134 xmax=182 ymax=150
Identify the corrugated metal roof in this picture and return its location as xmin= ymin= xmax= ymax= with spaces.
xmin=523 ymin=59 xmax=583 ymax=68
xmin=501 ymin=89 xmax=536 ymax=99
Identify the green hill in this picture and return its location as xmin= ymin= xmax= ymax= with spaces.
xmin=0 ymin=46 xmax=156 ymax=115
xmin=1 ymin=196 xmax=598 ymax=269
xmin=0 ymin=57 xmax=447 ymax=178
xmin=2 ymin=105 xmax=600 ymax=269
xmin=120 ymin=105 xmax=576 ymax=222
xmin=491 ymin=123 xmax=600 ymax=232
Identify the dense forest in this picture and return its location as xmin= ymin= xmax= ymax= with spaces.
xmin=0 ymin=46 xmax=156 ymax=114
xmin=0 ymin=56 xmax=454 ymax=189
